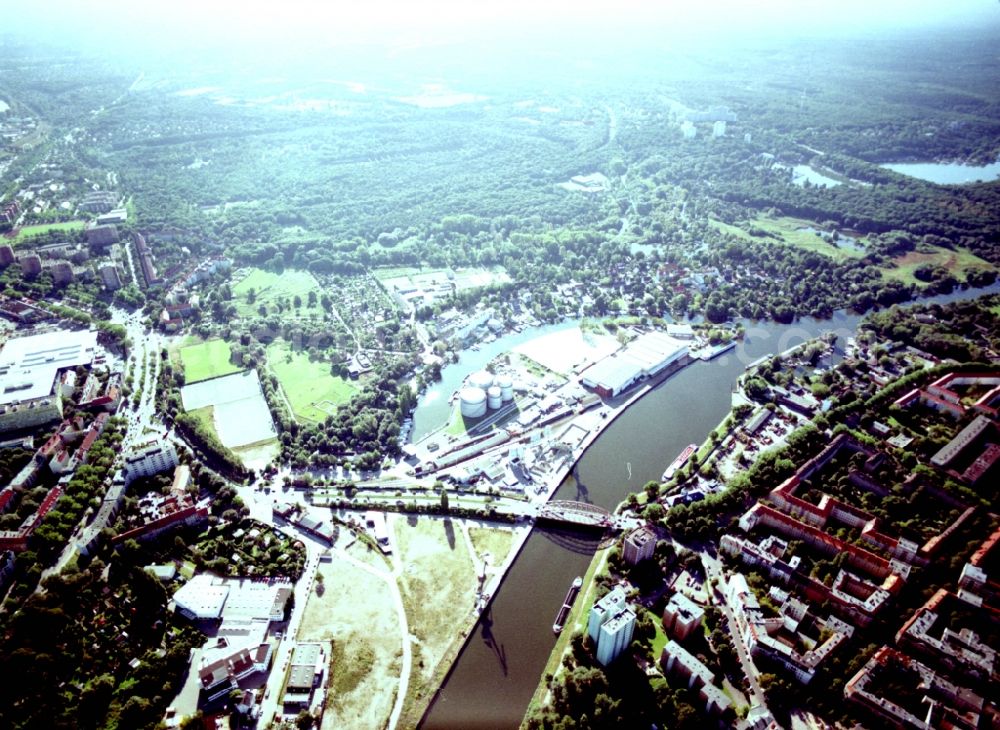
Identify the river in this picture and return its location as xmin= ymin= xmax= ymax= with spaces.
xmin=419 ymin=284 xmax=999 ymax=729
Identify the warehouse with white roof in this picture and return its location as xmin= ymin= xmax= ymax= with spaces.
xmin=581 ymin=331 xmax=688 ymax=398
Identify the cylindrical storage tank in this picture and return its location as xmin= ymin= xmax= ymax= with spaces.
xmin=496 ymin=375 xmax=514 ymax=402
xmin=487 ymin=386 xmax=503 ymax=410
xmin=459 ymin=387 xmax=488 ymax=418
xmin=469 ymin=370 xmax=494 ymax=391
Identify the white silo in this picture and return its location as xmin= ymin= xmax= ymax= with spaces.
xmin=487 ymin=386 xmax=503 ymax=410
xmin=469 ymin=370 xmax=494 ymax=391
xmin=496 ymin=375 xmax=514 ymax=402
xmin=459 ymin=387 xmax=488 ymax=418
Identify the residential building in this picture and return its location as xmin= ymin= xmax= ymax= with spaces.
xmin=79 ymin=190 xmax=119 ymax=213
xmin=19 ymin=254 xmax=41 ymax=277
xmin=931 ymin=415 xmax=994 ymax=468
xmin=845 ymin=647 xmax=991 ymax=730
xmin=588 ymin=586 xmax=636 ymax=666
xmin=726 ymin=572 xmax=852 ymax=684
xmin=959 ymin=525 xmax=1000 ymax=608
xmin=111 ymin=472 xmax=207 ymax=546
xmin=896 ymin=589 xmax=998 ymax=686
xmin=123 ymin=441 xmax=179 ymax=483
xmin=85 ymin=223 xmax=119 ymax=248
xmin=662 ymin=592 xmax=705 ymax=641
xmin=660 ymin=640 xmax=733 ymax=717
xmin=76 ymin=470 xmax=127 ymax=557
xmin=622 ymin=524 xmax=657 ymax=565
xmin=0 ymin=485 xmax=63 ymax=552
xmin=98 ymin=263 xmax=122 ymax=291
xmin=48 ymin=260 xmax=74 ymax=286
xmin=0 ymin=550 xmax=15 ymax=590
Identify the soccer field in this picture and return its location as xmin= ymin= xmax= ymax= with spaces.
xmin=178 ymin=339 xmax=241 ymax=383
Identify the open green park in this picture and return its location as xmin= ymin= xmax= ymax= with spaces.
xmin=177 ymin=339 xmax=241 ymax=383
xmin=232 ymin=267 xmax=323 ymax=318
xmin=882 ymin=244 xmax=995 ymax=286
xmin=266 ymin=341 xmax=358 ymax=422
xmin=710 ymin=215 xmax=866 ymax=262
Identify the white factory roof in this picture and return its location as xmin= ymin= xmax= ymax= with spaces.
xmin=581 ymin=331 xmax=687 ymax=393
xmin=173 ymin=574 xmax=231 ymax=620
xmin=173 ymin=573 xmax=293 ymax=622
xmin=0 ymin=329 xmax=98 ymax=405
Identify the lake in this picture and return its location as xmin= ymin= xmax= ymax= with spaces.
xmin=882 ymin=159 xmax=1000 ymax=185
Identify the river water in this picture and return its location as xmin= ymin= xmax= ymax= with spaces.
xmin=419 ymin=285 xmax=999 ymax=729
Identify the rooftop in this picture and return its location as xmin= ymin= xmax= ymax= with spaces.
xmin=0 ymin=329 xmax=98 ymax=405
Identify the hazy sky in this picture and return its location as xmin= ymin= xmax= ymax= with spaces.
xmin=6 ymin=0 xmax=999 ymax=53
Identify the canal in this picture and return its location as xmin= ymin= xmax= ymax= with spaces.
xmin=419 ymin=285 xmax=998 ymax=729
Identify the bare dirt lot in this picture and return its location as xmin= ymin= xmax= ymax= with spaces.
xmin=396 ymin=515 xmax=478 ymax=726
xmin=298 ymin=558 xmax=401 ymax=730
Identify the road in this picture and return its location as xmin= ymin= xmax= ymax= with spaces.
xmin=700 ymin=552 xmax=770 ymax=715
xmin=257 ymin=540 xmax=321 ymax=727
xmin=42 ymin=305 xmax=165 ymax=579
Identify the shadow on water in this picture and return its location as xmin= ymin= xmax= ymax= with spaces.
xmin=479 ymin=607 xmax=508 ymax=676
xmin=443 ymin=518 xmax=456 ymax=550
xmin=538 ymin=526 xmax=605 ymax=555
xmin=569 ymin=465 xmax=593 ymax=504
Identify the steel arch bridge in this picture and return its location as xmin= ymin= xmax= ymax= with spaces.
xmin=539 ymin=500 xmax=613 ymax=529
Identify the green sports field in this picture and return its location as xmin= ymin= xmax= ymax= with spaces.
xmin=266 ymin=341 xmax=359 ymax=422
xmin=12 ymin=220 xmax=86 ymax=243
xmin=179 ymin=339 xmax=241 ymax=383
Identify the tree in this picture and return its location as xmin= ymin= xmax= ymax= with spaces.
xmin=440 ymin=488 xmax=449 ymax=512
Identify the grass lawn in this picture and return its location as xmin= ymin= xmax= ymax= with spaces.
xmin=232 ymin=267 xmax=323 ymax=318
xmin=468 ymin=526 xmax=516 ymax=563
xmin=13 ymin=220 xmax=86 ymax=243
xmin=652 ymin=619 xmax=669 ymax=657
xmin=186 ymin=405 xmax=217 ymax=434
xmin=711 ymin=216 xmax=865 ymax=262
xmin=266 ymin=341 xmax=358 ymax=422
xmin=179 ymin=339 xmax=240 ymax=383
xmin=882 ymin=245 xmax=995 ymax=286
xmin=753 ymin=216 xmax=866 ymax=261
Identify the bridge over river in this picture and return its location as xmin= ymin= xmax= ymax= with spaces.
xmin=537 ymin=500 xmax=643 ymax=533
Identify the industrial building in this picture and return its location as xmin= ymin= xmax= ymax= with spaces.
xmin=458 ymin=370 xmax=515 ymax=418
xmin=0 ymin=329 xmax=99 ymax=434
xmin=581 ymin=331 xmax=688 ymax=398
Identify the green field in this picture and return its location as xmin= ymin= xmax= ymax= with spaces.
xmin=179 ymin=339 xmax=241 ymax=383
xmin=13 ymin=220 xmax=86 ymax=243
xmin=710 ymin=216 xmax=866 ymax=262
xmin=232 ymin=267 xmax=323 ymax=318
xmin=882 ymin=245 xmax=995 ymax=286
xmin=266 ymin=341 xmax=358 ymax=422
